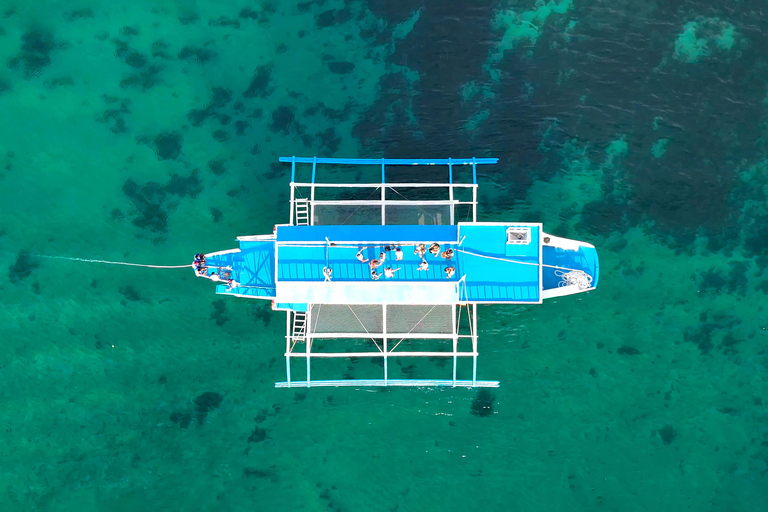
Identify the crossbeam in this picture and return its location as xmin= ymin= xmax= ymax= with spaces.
xmin=280 ymin=157 xmax=499 ymax=166
xmin=275 ymin=379 xmax=499 ymax=388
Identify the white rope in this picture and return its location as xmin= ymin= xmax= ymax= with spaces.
xmin=34 ymin=255 xmax=191 ymax=269
xmin=389 ymin=304 xmax=438 ymax=352
xmin=455 ymin=248 xmax=589 ymax=274
xmin=347 ymin=305 xmax=382 ymax=352
xmin=555 ymin=269 xmax=593 ymax=290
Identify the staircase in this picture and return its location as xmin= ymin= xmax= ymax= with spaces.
xmin=294 ymin=199 xmax=310 ymax=226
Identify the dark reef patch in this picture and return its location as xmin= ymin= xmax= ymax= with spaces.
xmin=328 ymin=61 xmax=355 ymax=74
xmin=113 ymin=39 xmax=147 ymax=68
xmin=658 ymin=424 xmax=677 ymax=445
xmin=177 ymin=45 xmax=216 ymax=64
xmin=617 ymin=346 xmax=640 ymax=356
xmin=316 ymin=8 xmax=351 ymax=28
xmin=64 ymin=8 xmax=94 ymax=20
xmin=211 ymin=299 xmax=229 ymax=326
xmin=8 ymin=250 xmax=39 ymax=284
xmin=683 ymin=310 xmax=741 ymax=355
xmin=122 ymin=171 xmax=201 ymax=232
xmin=8 ymin=30 xmax=62 ymax=78
xmin=470 ymin=388 xmax=495 ymax=417
xmin=119 ymin=65 xmax=162 ymax=90
xmin=118 ymin=285 xmax=142 ymax=302
xmin=207 ymin=158 xmax=226 ymax=175
xmin=269 ymin=106 xmax=296 ymax=134
xmin=697 ymin=261 xmax=748 ymax=296
xmin=209 ymin=16 xmax=240 ymax=29
xmin=99 ymin=95 xmax=132 ymax=134
xmin=153 ymin=132 xmax=182 ymax=160
xmin=170 ymin=411 xmax=193 ymax=429
xmin=243 ymin=64 xmax=273 ymax=98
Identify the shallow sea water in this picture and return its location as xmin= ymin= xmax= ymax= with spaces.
xmin=1 ymin=0 xmax=767 ymax=510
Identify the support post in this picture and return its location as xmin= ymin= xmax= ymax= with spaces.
xmin=306 ymin=306 xmax=312 ymax=387
xmin=289 ymin=184 xmax=295 ymax=225
xmin=382 ymin=304 xmax=388 ymax=385
xmin=381 ymin=159 xmax=386 ymax=225
xmin=448 ymin=157 xmax=454 ymax=225
xmin=285 ymin=311 xmax=291 ymax=385
xmin=310 ymin=157 xmax=317 ymax=225
xmin=472 ymin=303 xmax=478 ymax=386
xmin=452 ymin=303 xmax=458 ymax=386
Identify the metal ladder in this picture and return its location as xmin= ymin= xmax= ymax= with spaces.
xmin=292 ymin=312 xmax=307 ymax=343
xmin=294 ymin=199 xmax=310 ymax=226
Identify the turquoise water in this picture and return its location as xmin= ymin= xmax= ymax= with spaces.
xmin=1 ymin=0 xmax=767 ymax=510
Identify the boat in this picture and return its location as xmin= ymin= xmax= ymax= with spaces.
xmin=196 ymin=157 xmax=599 ymax=388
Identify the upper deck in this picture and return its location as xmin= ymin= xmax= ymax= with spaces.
xmin=272 ymin=222 xmax=542 ymax=304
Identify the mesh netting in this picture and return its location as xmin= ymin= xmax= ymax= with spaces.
xmin=310 ymin=304 xmax=383 ymax=334
xmin=386 ymin=305 xmax=453 ymax=334
xmin=308 ymin=304 xmax=453 ymax=335
xmin=311 ymin=203 xmax=453 ymax=226
xmin=384 ymin=204 xmax=451 ymax=225
xmin=313 ymin=204 xmax=381 ymax=225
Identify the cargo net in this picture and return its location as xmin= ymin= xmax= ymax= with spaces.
xmin=313 ymin=204 xmax=381 ymax=225
xmin=385 ymin=204 xmax=451 ymax=225
xmin=309 ymin=304 xmax=453 ymax=336
xmin=311 ymin=203 xmax=451 ymax=226
xmin=386 ymin=305 xmax=453 ymax=334
xmin=310 ymin=304 xmax=383 ymax=334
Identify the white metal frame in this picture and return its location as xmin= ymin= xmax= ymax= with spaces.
xmin=275 ymin=303 xmax=498 ymax=388
xmin=288 ymin=182 xmax=479 ymax=227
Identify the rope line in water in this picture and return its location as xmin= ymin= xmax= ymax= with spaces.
xmin=34 ymin=255 xmax=191 ymax=269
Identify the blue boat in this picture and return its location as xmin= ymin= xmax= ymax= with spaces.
xmin=197 ymin=157 xmax=599 ymax=388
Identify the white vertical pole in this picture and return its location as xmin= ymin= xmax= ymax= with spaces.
xmin=448 ymin=158 xmax=454 ymax=225
xmin=472 ymin=186 xmax=477 ymax=223
xmin=285 ymin=311 xmax=291 ymax=385
xmin=472 ymin=303 xmax=478 ymax=386
xmin=382 ymin=304 xmax=388 ymax=385
xmin=381 ymin=159 xmax=386 ymax=225
xmin=452 ymin=303 xmax=458 ymax=386
xmin=306 ymin=307 xmax=311 ymax=387
xmin=289 ymin=184 xmax=295 ymax=225
xmin=310 ymin=157 xmax=316 ymax=226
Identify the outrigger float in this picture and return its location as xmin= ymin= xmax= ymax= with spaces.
xmin=197 ymin=157 xmax=599 ymax=388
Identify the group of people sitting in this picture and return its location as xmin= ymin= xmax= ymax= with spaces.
xmin=357 ymin=244 xmax=456 ymax=280
xmin=193 ymin=253 xmax=240 ymax=290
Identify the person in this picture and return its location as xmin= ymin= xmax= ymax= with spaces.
xmin=445 ymin=266 xmax=455 ymax=278
xmin=384 ymin=245 xmax=392 ymax=252
xmin=196 ymin=265 xmax=208 ymax=276
xmin=209 ymin=272 xmax=223 ymax=282
xmin=418 ymin=259 xmax=429 ymax=271
xmin=394 ymin=246 xmax=403 ymax=261
xmin=356 ymin=249 xmax=369 ymax=263
xmin=323 ymin=267 xmax=333 ymax=281
xmin=384 ymin=267 xmax=400 ymax=278
xmin=379 ymin=251 xmax=387 ymax=263
xmin=370 ymin=269 xmax=380 ymax=280
xmin=226 ymin=279 xmax=240 ymax=290
xmin=414 ymin=243 xmax=426 ymax=258
xmin=440 ymin=248 xmax=454 ymax=260
xmin=429 ymin=243 xmax=441 ymax=257
xmin=369 ymin=259 xmax=380 ymax=270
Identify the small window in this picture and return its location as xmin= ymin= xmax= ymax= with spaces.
xmin=506 ymin=227 xmax=531 ymax=245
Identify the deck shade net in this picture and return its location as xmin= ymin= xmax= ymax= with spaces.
xmin=310 ymin=304 xmax=383 ymax=334
xmin=312 ymin=203 xmax=452 ymax=226
xmin=308 ymin=304 xmax=453 ymax=336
